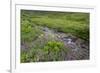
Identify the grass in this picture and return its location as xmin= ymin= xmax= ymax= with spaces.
xmin=21 ymin=10 xmax=89 ymax=41
xmin=21 ymin=10 xmax=89 ymax=63
xmin=21 ymin=19 xmax=43 ymax=43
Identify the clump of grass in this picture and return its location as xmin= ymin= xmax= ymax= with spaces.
xmin=21 ymin=20 xmax=43 ymax=43
xmin=42 ymin=41 xmax=64 ymax=61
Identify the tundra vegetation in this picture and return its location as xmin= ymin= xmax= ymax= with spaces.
xmin=21 ymin=10 xmax=89 ymax=63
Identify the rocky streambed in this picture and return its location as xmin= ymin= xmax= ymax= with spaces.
xmin=21 ymin=26 xmax=89 ymax=60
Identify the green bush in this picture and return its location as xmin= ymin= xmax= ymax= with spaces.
xmin=42 ymin=41 xmax=64 ymax=61
xmin=21 ymin=20 xmax=42 ymax=43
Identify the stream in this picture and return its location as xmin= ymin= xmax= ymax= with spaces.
xmin=41 ymin=27 xmax=84 ymax=51
xmin=21 ymin=26 xmax=89 ymax=60
xmin=41 ymin=27 xmax=89 ymax=60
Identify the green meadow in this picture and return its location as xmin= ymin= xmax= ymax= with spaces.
xmin=21 ymin=10 xmax=89 ymax=63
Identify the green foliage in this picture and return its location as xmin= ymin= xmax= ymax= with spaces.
xmin=21 ymin=51 xmax=30 ymax=63
xmin=42 ymin=41 xmax=65 ymax=61
xmin=43 ymin=41 xmax=63 ymax=53
xmin=21 ymin=10 xmax=89 ymax=41
xmin=21 ymin=20 xmax=42 ymax=43
xmin=21 ymin=41 xmax=68 ymax=62
xmin=21 ymin=10 xmax=89 ymax=63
